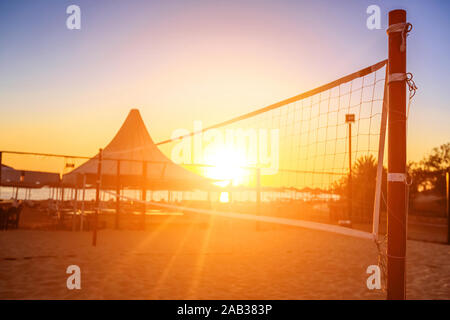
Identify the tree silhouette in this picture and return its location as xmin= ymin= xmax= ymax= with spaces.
xmin=331 ymin=155 xmax=386 ymax=222
xmin=408 ymin=143 xmax=449 ymax=214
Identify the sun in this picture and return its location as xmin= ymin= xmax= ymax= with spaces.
xmin=219 ymin=192 xmax=229 ymax=203
xmin=202 ymin=147 xmax=249 ymax=186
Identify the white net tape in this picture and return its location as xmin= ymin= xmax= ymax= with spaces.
xmin=103 ymin=190 xmax=375 ymax=240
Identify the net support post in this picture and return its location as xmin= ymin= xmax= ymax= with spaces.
xmin=446 ymin=171 xmax=449 ymax=245
xmin=81 ymin=174 xmax=86 ymax=231
xmin=141 ymin=161 xmax=147 ymax=230
xmin=256 ymin=168 xmax=261 ymax=231
xmin=72 ymin=176 xmax=79 ymax=232
xmin=92 ymin=148 xmax=103 ymax=247
xmin=115 ymin=160 xmax=121 ymax=230
xmin=61 ymin=185 xmax=65 ymax=207
xmin=387 ymin=9 xmax=408 ymax=300
xmin=0 ymin=152 xmax=2 ymax=197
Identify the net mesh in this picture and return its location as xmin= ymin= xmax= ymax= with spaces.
xmin=157 ymin=60 xmax=387 ymax=224
xmin=1 ymin=60 xmax=388 ymax=235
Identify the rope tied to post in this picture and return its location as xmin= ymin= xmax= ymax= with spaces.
xmin=386 ymin=22 xmax=413 ymax=52
xmin=389 ymin=72 xmax=417 ymax=97
xmin=388 ymin=72 xmax=417 ymax=117
xmin=387 ymin=21 xmax=416 ymax=120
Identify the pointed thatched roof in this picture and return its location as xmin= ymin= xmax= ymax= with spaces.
xmin=63 ymin=109 xmax=210 ymax=190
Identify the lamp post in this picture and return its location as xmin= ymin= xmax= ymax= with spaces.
xmin=345 ymin=113 xmax=355 ymax=223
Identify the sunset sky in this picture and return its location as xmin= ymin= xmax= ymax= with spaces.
xmin=1 ymin=0 xmax=449 ymax=169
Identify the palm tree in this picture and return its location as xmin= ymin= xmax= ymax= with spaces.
xmin=331 ymin=155 xmax=385 ymax=223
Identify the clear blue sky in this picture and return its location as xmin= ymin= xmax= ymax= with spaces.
xmin=0 ymin=0 xmax=449 ymax=162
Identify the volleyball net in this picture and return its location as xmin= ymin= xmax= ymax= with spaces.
xmin=0 ymin=60 xmax=388 ymax=241
xmin=153 ymin=59 xmax=389 ymax=240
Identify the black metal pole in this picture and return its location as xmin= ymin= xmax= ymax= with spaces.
xmin=0 ymin=152 xmax=2 ymax=198
xmin=446 ymin=171 xmax=449 ymax=245
xmin=142 ymin=161 xmax=147 ymax=230
xmin=348 ymin=122 xmax=352 ymax=222
xmin=92 ymin=148 xmax=103 ymax=246
xmin=115 ymin=160 xmax=121 ymax=230
xmin=256 ymin=168 xmax=261 ymax=231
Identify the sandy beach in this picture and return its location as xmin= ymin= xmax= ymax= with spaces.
xmin=1 ymin=215 xmax=448 ymax=300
